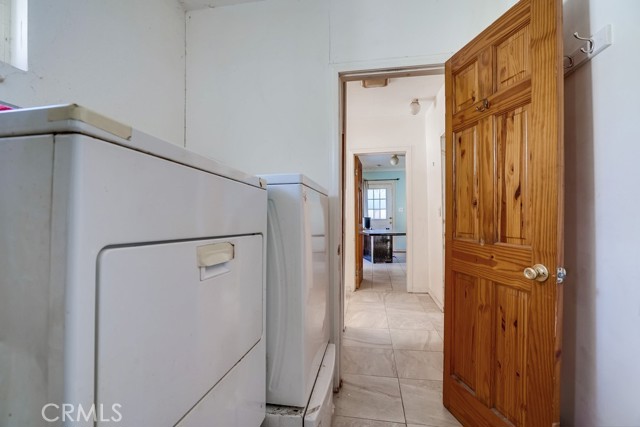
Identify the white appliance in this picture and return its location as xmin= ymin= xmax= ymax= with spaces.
xmin=0 ymin=105 xmax=267 ymax=427
xmin=260 ymin=174 xmax=334 ymax=427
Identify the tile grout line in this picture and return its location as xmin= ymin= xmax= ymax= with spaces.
xmin=382 ymin=270 xmax=408 ymax=425
xmin=340 ymin=260 xmax=416 ymax=425
xmin=338 ymin=265 xmax=457 ymax=426
xmin=332 ymin=414 xmax=406 ymax=425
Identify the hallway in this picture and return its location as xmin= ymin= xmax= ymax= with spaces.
xmin=333 ymin=257 xmax=460 ymax=427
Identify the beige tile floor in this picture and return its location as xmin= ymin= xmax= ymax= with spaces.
xmin=333 ymin=255 xmax=461 ymax=427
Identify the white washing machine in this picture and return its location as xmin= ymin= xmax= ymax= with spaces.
xmin=260 ymin=174 xmax=334 ymax=427
xmin=0 ymin=105 xmax=267 ymax=427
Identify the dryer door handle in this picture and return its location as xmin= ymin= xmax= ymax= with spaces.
xmin=197 ymin=242 xmax=235 ymax=268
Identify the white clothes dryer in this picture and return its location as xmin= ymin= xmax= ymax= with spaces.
xmin=0 ymin=105 xmax=267 ymax=427
xmin=260 ymin=174 xmax=334 ymax=427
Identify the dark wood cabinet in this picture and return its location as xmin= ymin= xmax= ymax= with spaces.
xmin=361 ymin=230 xmax=405 ymax=264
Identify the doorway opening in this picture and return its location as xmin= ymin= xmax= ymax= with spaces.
xmin=354 ymin=152 xmax=407 ymax=292
xmin=340 ymin=67 xmax=446 ymax=301
xmin=334 ymin=66 xmax=456 ymax=425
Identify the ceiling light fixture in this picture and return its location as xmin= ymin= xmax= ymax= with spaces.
xmin=390 ymin=154 xmax=399 ymax=166
xmin=410 ymin=98 xmax=421 ymax=115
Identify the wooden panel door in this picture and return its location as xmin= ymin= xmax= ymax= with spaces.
xmin=443 ymin=1 xmax=564 ymax=426
xmin=355 ymin=156 xmax=364 ymax=288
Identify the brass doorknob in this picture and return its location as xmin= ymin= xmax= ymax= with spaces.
xmin=523 ymin=264 xmax=549 ymax=282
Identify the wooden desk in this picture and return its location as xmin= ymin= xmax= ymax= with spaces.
xmin=361 ymin=229 xmax=406 ymax=264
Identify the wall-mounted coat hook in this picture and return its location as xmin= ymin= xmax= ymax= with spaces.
xmin=563 ymin=55 xmax=574 ymax=69
xmin=573 ymin=32 xmax=595 ymax=54
xmin=564 ymin=24 xmax=612 ymax=76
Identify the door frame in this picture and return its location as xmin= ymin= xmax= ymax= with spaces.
xmin=347 ymin=147 xmax=411 ymax=295
xmin=440 ymin=133 xmax=447 ymax=305
xmin=330 ymin=61 xmax=449 ymax=389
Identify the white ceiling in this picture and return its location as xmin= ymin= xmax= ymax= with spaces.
xmin=349 ymin=74 xmax=444 ymax=172
xmin=347 ymin=74 xmax=444 ymax=118
xmin=179 ymin=0 xmax=264 ymax=11
xmin=359 ymin=153 xmax=406 ymax=172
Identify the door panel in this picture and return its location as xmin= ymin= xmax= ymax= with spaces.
xmin=454 ymin=63 xmax=479 ymax=112
xmin=478 ymin=116 xmax=495 ymax=243
xmin=444 ymin=0 xmax=564 ymax=426
xmin=496 ymin=105 xmax=531 ymax=245
xmin=453 ymin=126 xmax=478 ymax=241
xmin=451 ymin=272 xmax=478 ymax=390
xmin=474 ymin=278 xmax=493 ymax=407
xmin=494 ymin=284 xmax=529 ymax=426
xmin=496 ymin=26 xmax=531 ymax=91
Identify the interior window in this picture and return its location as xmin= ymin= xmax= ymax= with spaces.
xmin=367 ymin=188 xmax=387 ymax=220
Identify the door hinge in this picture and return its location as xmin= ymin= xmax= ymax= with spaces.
xmin=556 ymin=267 xmax=567 ymax=284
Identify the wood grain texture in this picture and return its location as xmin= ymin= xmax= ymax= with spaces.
xmin=496 ymin=26 xmax=531 ymax=91
xmin=355 ymin=156 xmax=363 ymax=288
xmin=450 ymin=260 xmax=532 ymax=294
xmin=478 ymin=115 xmax=495 ymax=245
xmin=449 ymin=1 xmax=530 ymax=70
xmin=444 ymin=0 xmax=564 ymax=426
xmin=454 ymin=62 xmax=479 ymax=113
xmin=475 ymin=278 xmax=495 ymax=406
xmin=452 ymin=240 xmax=532 ymax=267
xmin=452 ymin=78 xmax=531 ymax=130
xmin=496 ymin=105 xmax=530 ymax=245
xmin=494 ymin=285 xmax=528 ymax=426
xmin=478 ymin=48 xmax=494 ymax=101
xmin=443 ymin=58 xmax=455 ymax=412
xmin=526 ymin=0 xmax=564 ymax=424
xmin=452 ymin=273 xmax=478 ymax=390
xmin=453 ymin=126 xmax=479 ymax=241
xmin=448 ymin=378 xmax=517 ymax=427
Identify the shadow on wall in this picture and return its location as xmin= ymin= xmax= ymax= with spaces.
xmin=561 ymin=0 xmax=597 ymax=425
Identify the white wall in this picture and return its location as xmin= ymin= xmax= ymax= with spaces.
xmin=0 ymin=0 xmax=186 ymax=145
xmin=185 ymin=0 xmax=517 ymax=191
xmin=424 ymin=86 xmax=445 ymax=308
xmin=330 ymin=0 xmax=518 ymax=65
xmin=561 ymin=0 xmax=640 ymax=425
xmin=185 ymin=1 xmax=332 ymax=185
xmin=345 ymin=113 xmax=426 ymax=293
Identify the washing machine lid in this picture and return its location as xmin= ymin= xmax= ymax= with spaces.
xmin=0 ymin=104 xmax=265 ymax=189
xmin=260 ymin=173 xmax=327 ymax=196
